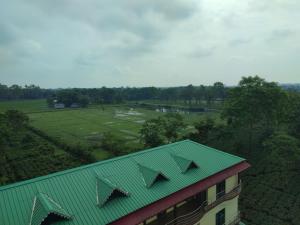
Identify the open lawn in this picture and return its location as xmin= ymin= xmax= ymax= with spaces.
xmin=0 ymin=99 xmax=220 ymax=159
xmin=28 ymin=105 xmax=209 ymax=147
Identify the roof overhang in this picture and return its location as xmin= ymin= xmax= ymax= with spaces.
xmin=110 ymin=161 xmax=250 ymax=225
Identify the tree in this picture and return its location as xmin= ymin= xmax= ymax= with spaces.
xmin=287 ymin=92 xmax=300 ymax=138
xmin=213 ymin=82 xmax=226 ymax=101
xmin=194 ymin=85 xmax=205 ymax=105
xmin=101 ymin=132 xmax=127 ymax=156
xmin=163 ymin=113 xmax=185 ymax=142
xmin=222 ymin=76 xmax=288 ymax=152
xmin=4 ymin=110 xmax=29 ymax=129
xmin=181 ymin=85 xmax=195 ymax=104
xmin=263 ymin=132 xmax=300 ymax=166
xmin=9 ymin=85 xmax=23 ymax=99
xmin=78 ymin=95 xmax=89 ymax=107
xmin=140 ymin=114 xmax=186 ymax=146
xmin=0 ymin=84 xmax=9 ymax=100
xmin=192 ymin=118 xmax=215 ymax=144
xmin=204 ymin=86 xmax=214 ymax=106
xmin=140 ymin=118 xmax=166 ymax=147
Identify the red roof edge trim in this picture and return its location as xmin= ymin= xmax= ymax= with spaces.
xmin=110 ymin=161 xmax=250 ymax=225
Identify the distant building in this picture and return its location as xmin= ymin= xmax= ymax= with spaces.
xmin=70 ymin=103 xmax=80 ymax=108
xmin=0 ymin=140 xmax=250 ymax=225
xmin=54 ymin=103 xmax=65 ymax=109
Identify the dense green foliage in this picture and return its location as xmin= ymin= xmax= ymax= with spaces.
xmin=47 ymin=89 xmax=89 ymax=107
xmin=101 ymin=132 xmax=130 ymax=156
xmin=0 ymin=110 xmax=82 ymax=185
xmin=0 ymin=84 xmax=52 ymax=100
xmin=186 ymin=76 xmax=300 ymax=225
xmin=140 ymin=113 xmax=186 ymax=147
xmin=0 ymin=82 xmax=228 ymax=105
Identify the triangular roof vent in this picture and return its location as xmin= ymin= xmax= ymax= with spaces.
xmin=96 ymin=176 xmax=129 ymax=207
xmin=138 ymin=164 xmax=169 ymax=188
xmin=171 ymin=154 xmax=199 ymax=173
xmin=29 ymin=193 xmax=71 ymax=225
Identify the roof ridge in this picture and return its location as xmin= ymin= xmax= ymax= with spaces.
xmin=0 ymin=140 xmax=187 ymax=191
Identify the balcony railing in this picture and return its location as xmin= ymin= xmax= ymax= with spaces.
xmin=165 ymin=183 xmax=241 ymax=225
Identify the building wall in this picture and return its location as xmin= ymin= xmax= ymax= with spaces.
xmin=207 ymin=184 xmax=216 ymax=204
xmin=194 ymin=174 xmax=239 ymax=225
xmin=195 ymin=196 xmax=239 ymax=225
xmin=142 ymin=174 xmax=240 ymax=225
xmin=226 ymin=174 xmax=238 ymax=193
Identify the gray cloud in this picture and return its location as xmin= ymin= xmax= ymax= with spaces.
xmin=189 ymin=46 xmax=215 ymax=58
xmin=0 ymin=0 xmax=299 ymax=87
xmin=229 ymin=38 xmax=252 ymax=47
xmin=0 ymin=23 xmax=17 ymax=45
xmin=267 ymin=29 xmax=296 ymax=42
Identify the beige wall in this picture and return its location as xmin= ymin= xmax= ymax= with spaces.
xmin=193 ymin=196 xmax=239 ymax=225
xmin=193 ymin=174 xmax=239 ymax=225
xmin=207 ymin=185 xmax=216 ymax=204
xmin=226 ymin=174 xmax=238 ymax=193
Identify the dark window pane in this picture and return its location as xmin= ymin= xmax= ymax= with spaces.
xmin=216 ymin=180 xmax=226 ymax=199
xmin=216 ymin=208 xmax=225 ymax=225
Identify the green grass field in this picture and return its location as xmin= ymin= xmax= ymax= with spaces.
xmin=29 ymin=106 xmax=159 ymax=146
xmin=0 ymin=99 xmax=219 ymax=159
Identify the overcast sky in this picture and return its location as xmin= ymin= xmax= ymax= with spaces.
xmin=0 ymin=0 xmax=300 ymax=88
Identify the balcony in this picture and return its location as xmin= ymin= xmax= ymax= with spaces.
xmin=164 ymin=183 xmax=241 ymax=225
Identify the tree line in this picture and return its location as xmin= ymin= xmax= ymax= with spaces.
xmin=0 ymin=83 xmax=228 ymax=106
xmin=139 ymin=76 xmax=300 ymax=156
xmin=1 ymin=82 xmax=299 ymax=105
xmin=0 ymin=84 xmax=52 ymax=100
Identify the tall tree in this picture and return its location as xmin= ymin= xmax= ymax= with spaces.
xmin=263 ymin=132 xmax=300 ymax=166
xmin=162 ymin=113 xmax=185 ymax=142
xmin=287 ymin=92 xmax=300 ymax=138
xmin=140 ymin=118 xmax=166 ymax=147
xmin=213 ymin=82 xmax=226 ymax=101
xmin=222 ymin=76 xmax=288 ymax=152
xmin=181 ymin=85 xmax=195 ymax=104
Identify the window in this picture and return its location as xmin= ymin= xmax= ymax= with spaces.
xmin=216 ymin=180 xmax=226 ymax=199
xmin=195 ymin=190 xmax=207 ymax=206
xmin=216 ymin=208 xmax=225 ymax=225
xmin=166 ymin=207 xmax=174 ymax=213
xmin=145 ymin=215 xmax=157 ymax=224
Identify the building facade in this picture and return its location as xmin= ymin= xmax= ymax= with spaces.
xmin=0 ymin=140 xmax=250 ymax=225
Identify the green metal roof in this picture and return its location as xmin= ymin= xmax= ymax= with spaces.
xmin=171 ymin=153 xmax=199 ymax=173
xmin=137 ymin=163 xmax=169 ymax=188
xmin=0 ymin=140 xmax=245 ymax=225
xmin=29 ymin=193 xmax=72 ymax=225
xmin=96 ymin=176 xmax=129 ymax=207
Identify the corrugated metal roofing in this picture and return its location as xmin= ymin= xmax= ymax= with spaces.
xmin=137 ymin=163 xmax=169 ymax=188
xmin=0 ymin=140 xmax=246 ymax=225
xmin=171 ymin=153 xmax=199 ymax=173
xmin=96 ymin=176 xmax=129 ymax=207
xmin=29 ymin=193 xmax=72 ymax=225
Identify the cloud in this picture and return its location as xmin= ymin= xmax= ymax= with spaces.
xmin=229 ymin=38 xmax=252 ymax=47
xmin=0 ymin=23 xmax=17 ymax=45
xmin=267 ymin=29 xmax=296 ymax=42
xmin=188 ymin=46 xmax=215 ymax=58
xmin=0 ymin=0 xmax=300 ymax=87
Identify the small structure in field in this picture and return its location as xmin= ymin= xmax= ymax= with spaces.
xmin=70 ymin=103 xmax=80 ymax=108
xmin=54 ymin=103 xmax=65 ymax=109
